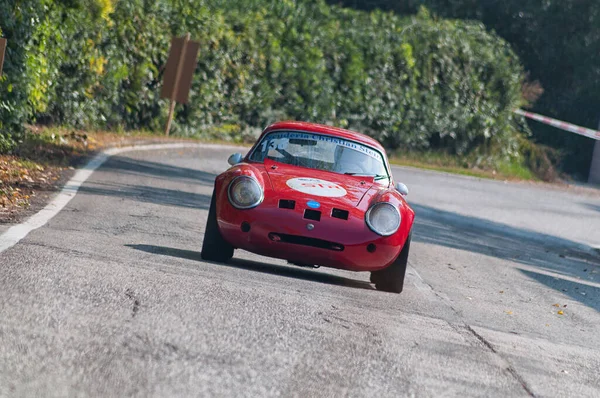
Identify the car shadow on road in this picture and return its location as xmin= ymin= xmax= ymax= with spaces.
xmin=79 ymin=182 xmax=212 ymax=210
xmin=583 ymin=203 xmax=600 ymax=213
xmin=76 ymin=155 xmax=217 ymax=209
xmin=99 ymin=156 xmax=217 ymax=186
xmin=411 ymin=204 xmax=600 ymax=311
xmin=126 ymin=244 xmax=375 ymax=291
xmin=519 ymin=269 xmax=599 ymax=311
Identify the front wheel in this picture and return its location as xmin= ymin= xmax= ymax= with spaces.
xmin=370 ymin=234 xmax=411 ymax=293
xmin=201 ymin=191 xmax=234 ymax=262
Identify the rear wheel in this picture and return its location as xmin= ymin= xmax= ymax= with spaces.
xmin=201 ymin=192 xmax=234 ymax=262
xmin=370 ymin=234 xmax=411 ymax=293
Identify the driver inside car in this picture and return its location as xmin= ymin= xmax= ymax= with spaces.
xmin=333 ymin=146 xmax=372 ymax=174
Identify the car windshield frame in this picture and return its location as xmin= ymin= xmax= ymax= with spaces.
xmin=247 ymin=130 xmax=391 ymax=181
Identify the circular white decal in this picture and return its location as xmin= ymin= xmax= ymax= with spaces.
xmin=286 ymin=178 xmax=347 ymax=197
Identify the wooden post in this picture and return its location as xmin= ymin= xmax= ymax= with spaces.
xmin=164 ymin=33 xmax=190 ymax=136
xmin=0 ymin=38 xmax=6 ymax=77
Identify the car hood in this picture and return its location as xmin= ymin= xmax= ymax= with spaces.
xmin=262 ymin=159 xmax=375 ymax=208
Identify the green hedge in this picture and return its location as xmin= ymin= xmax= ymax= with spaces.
xmin=332 ymin=0 xmax=600 ymax=178
xmin=0 ymin=0 xmax=44 ymax=152
xmin=0 ymin=0 xmax=528 ymax=163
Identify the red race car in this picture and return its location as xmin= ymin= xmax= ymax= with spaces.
xmin=201 ymin=121 xmax=415 ymax=293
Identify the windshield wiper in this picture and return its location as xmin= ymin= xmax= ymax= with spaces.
xmin=373 ymin=174 xmax=390 ymax=180
xmin=344 ymin=173 xmax=389 ymax=180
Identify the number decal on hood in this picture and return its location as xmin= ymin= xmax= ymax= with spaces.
xmin=286 ymin=178 xmax=347 ymax=197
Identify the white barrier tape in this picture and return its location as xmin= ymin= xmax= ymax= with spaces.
xmin=515 ymin=109 xmax=600 ymax=141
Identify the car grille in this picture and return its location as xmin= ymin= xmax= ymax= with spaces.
xmin=268 ymin=233 xmax=344 ymax=251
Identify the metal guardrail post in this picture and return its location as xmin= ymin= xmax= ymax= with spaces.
xmin=515 ymin=109 xmax=600 ymax=185
xmin=589 ymin=120 xmax=600 ymax=184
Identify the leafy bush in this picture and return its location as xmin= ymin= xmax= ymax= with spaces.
xmin=1 ymin=0 xmax=528 ymax=166
xmin=0 ymin=0 xmax=45 ymax=151
xmin=331 ymin=0 xmax=600 ymax=178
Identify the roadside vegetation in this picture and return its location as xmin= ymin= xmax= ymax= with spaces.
xmin=1 ymin=129 xmax=92 ymax=219
xmin=389 ymin=151 xmax=537 ymax=181
xmin=0 ymin=127 xmax=202 ymax=219
xmin=1 ymin=0 xmax=567 ymax=201
xmin=332 ymin=0 xmax=600 ymax=180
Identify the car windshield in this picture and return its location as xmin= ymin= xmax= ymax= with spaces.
xmin=249 ymin=131 xmax=388 ymax=178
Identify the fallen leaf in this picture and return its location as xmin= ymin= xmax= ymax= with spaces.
xmin=557 ymin=310 xmax=564 ymax=315
xmin=552 ymin=303 xmax=560 ymax=307
xmin=499 ymin=290 xmax=504 ymax=294
xmin=505 ymin=310 xmax=513 ymax=315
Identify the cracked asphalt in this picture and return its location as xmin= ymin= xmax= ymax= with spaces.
xmin=1 ymin=145 xmax=599 ymax=397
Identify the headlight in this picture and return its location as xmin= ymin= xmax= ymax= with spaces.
xmin=228 ymin=176 xmax=264 ymax=209
xmin=365 ymin=202 xmax=401 ymax=236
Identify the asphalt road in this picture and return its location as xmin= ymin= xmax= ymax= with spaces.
xmin=1 ymin=145 xmax=599 ymax=397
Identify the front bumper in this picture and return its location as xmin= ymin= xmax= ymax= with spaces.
xmin=217 ymin=200 xmax=405 ymax=272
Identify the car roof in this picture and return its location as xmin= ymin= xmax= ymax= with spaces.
xmin=262 ymin=121 xmax=385 ymax=153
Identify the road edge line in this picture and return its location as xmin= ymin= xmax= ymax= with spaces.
xmin=0 ymin=142 xmax=240 ymax=254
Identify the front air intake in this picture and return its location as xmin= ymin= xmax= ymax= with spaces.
xmin=268 ymin=233 xmax=344 ymax=251
xmin=304 ymin=209 xmax=321 ymax=221
xmin=278 ymin=199 xmax=296 ymax=209
xmin=331 ymin=208 xmax=349 ymax=220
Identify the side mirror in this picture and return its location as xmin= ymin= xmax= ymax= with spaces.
xmin=228 ymin=153 xmax=243 ymax=166
xmin=395 ymin=182 xmax=409 ymax=196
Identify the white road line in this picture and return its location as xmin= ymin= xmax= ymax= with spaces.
xmin=0 ymin=143 xmax=241 ymax=254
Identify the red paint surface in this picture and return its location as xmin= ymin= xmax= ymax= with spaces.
xmin=213 ymin=121 xmax=415 ymax=272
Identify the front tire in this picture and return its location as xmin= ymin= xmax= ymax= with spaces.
xmin=370 ymin=234 xmax=411 ymax=293
xmin=201 ymin=191 xmax=234 ymax=262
